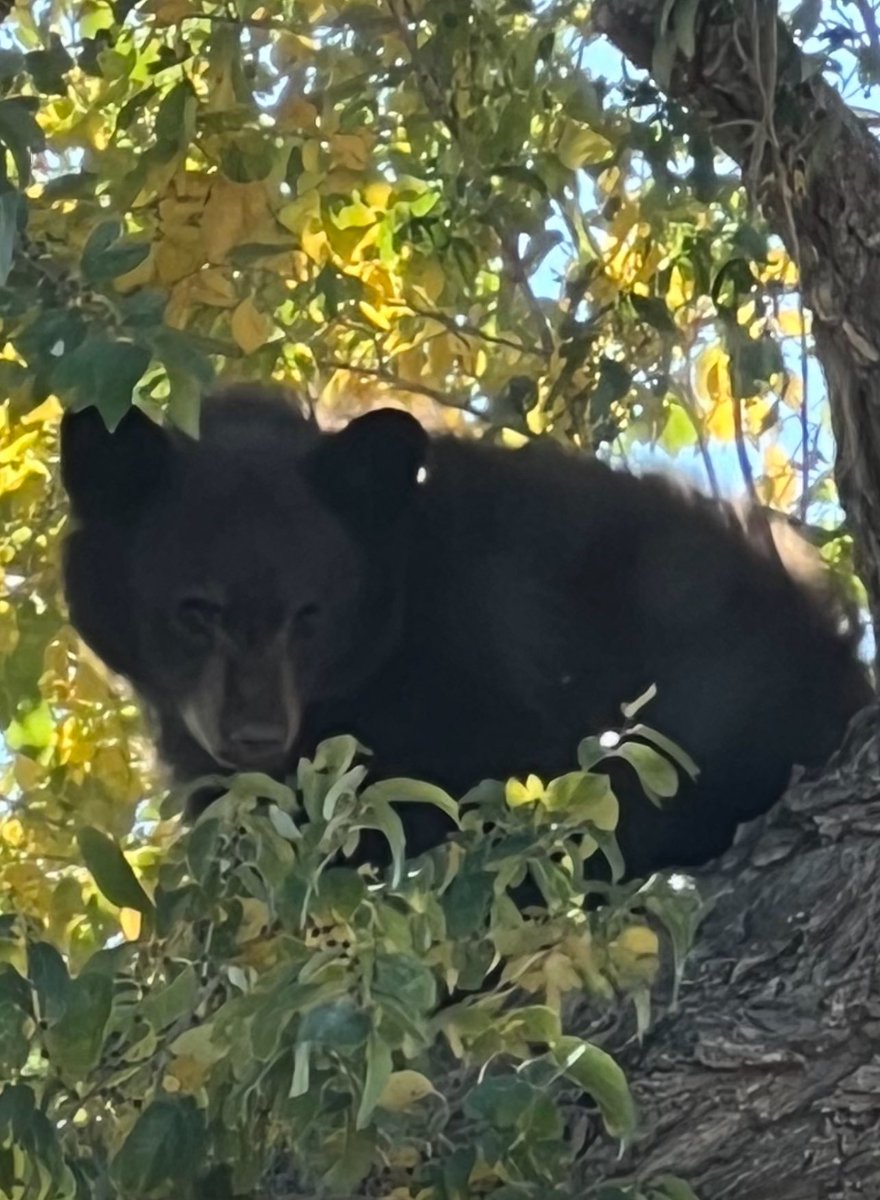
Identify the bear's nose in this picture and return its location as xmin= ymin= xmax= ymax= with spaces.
xmin=224 ymin=724 xmax=290 ymax=769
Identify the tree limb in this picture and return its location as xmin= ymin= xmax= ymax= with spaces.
xmin=571 ymin=705 xmax=880 ymax=1197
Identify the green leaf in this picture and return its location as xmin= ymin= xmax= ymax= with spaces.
xmin=0 ymin=97 xmax=45 ymax=185
xmin=5 ymin=701 xmax=54 ymax=752
xmin=152 ymin=327 xmax=216 ymax=390
xmin=442 ymin=869 xmax=493 ymax=940
xmin=77 ymin=826 xmax=155 ymax=917
xmin=155 ymin=81 xmax=197 ymax=148
xmin=0 ymin=1001 xmax=30 ymax=1072
xmin=81 ymin=220 xmax=150 ymax=283
xmin=25 ymin=36 xmax=74 ymax=95
xmin=0 ymin=190 xmax=20 ymax=287
xmin=0 ymin=1082 xmax=36 ymax=1140
xmin=355 ymin=795 xmax=405 ymax=886
xmin=322 ymin=1130 xmax=375 ymax=1193
xmin=141 ymin=965 xmax=199 ymax=1032
xmin=631 ymin=293 xmax=676 ymax=334
xmin=0 ymin=50 xmax=24 ymax=82
xmin=312 ymin=735 xmax=364 ymax=778
xmin=44 ymin=972 xmax=112 ymax=1079
xmin=27 ymin=942 xmax=69 ymax=1024
xmin=290 ymin=1040 xmax=310 ymax=1097
xmin=166 ymin=365 xmax=202 ymax=438
xmin=112 ymin=1097 xmax=206 ymax=1192
xmin=552 ymin=1035 xmax=636 ymax=1141
xmin=464 ymin=1076 xmax=537 ymax=1128
xmin=613 ymin=743 xmax=680 ymax=801
xmin=360 ymin=778 xmax=460 ymax=826
xmin=57 ymin=338 xmax=151 ymax=430
xmin=297 ymin=1000 xmax=371 ymax=1051
xmin=621 ymin=685 xmax=658 ymax=722
xmin=356 ymin=1031 xmax=393 ymax=1129
xmin=373 ymin=953 xmax=437 ymax=1014
xmin=592 ymin=358 xmax=633 ymax=417
xmin=660 ymin=403 xmax=698 ymax=454
xmin=627 ymin=723 xmax=700 ymax=780
xmin=316 ymin=868 xmax=366 ymax=920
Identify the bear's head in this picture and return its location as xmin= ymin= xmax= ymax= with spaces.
xmin=59 ymin=388 xmax=430 ymax=775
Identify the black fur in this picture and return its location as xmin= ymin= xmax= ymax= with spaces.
xmin=60 ymin=388 xmax=872 ymax=878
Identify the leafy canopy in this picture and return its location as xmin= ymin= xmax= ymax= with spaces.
xmin=0 ymin=0 xmax=873 ymax=1195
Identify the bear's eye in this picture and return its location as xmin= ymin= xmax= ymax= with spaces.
xmin=176 ymin=596 xmax=224 ymax=638
xmin=295 ymin=601 xmax=320 ymax=638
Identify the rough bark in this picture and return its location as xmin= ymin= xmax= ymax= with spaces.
xmin=572 ymin=705 xmax=880 ymax=1197
xmin=593 ymin=0 xmax=880 ymax=665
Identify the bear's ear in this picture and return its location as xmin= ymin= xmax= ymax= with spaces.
xmin=307 ymin=408 xmax=430 ymax=523
xmin=60 ymin=404 xmax=173 ymax=522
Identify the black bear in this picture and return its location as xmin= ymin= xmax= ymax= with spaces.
xmin=59 ymin=386 xmax=871 ymax=878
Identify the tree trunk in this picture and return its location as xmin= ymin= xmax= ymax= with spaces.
xmin=593 ymin=0 xmax=880 ymax=665
xmin=573 ymin=706 xmax=880 ymax=1197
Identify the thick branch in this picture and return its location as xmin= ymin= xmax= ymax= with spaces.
xmin=594 ymin=0 xmax=880 ymax=665
xmin=572 ymin=707 xmax=880 ymax=1196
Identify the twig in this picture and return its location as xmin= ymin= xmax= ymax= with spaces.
xmin=673 ymin=379 xmax=722 ymax=500
xmin=732 ymin=390 xmax=759 ymax=504
xmin=852 ymin=0 xmax=880 ymax=61
xmin=314 ymin=357 xmax=487 ymax=420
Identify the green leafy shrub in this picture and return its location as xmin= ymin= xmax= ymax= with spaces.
xmin=0 ymin=719 xmax=704 ymax=1199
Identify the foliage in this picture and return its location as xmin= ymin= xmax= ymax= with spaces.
xmin=0 ymin=0 xmax=874 ymax=1194
xmin=0 ymin=0 xmax=869 ymax=926
xmin=1 ymin=732 xmax=705 ymax=1199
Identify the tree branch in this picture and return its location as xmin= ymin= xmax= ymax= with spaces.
xmin=570 ymin=706 xmax=880 ymax=1197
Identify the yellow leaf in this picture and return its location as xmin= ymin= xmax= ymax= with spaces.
xmin=272 ymin=31 xmax=318 ymax=68
xmin=358 ymin=300 xmax=392 ymax=331
xmin=1 ymin=817 xmax=24 ymax=848
xmin=202 ymin=177 xmax=276 ymax=262
xmin=378 ymin=1070 xmax=438 ymax=1111
xmin=231 ymin=298 xmax=275 ymax=354
xmin=410 ymin=258 xmax=445 ymax=303
xmin=115 ymin=247 xmax=156 ymax=294
xmin=540 ymin=948 xmax=583 ymax=1010
xmin=777 ymin=307 xmax=810 ymax=338
xmin=21 ymin=397 xmax=62 ymax=427
xmin=694 ymin=345 xmax=735 ymax=441
xmin=781 ymin=373 xmax=803 ymax=410
xmin=277 ymin=96 xmax=319 ymax=132
xmin=608 ymin=923 xmax=660 ymax=988
xmin=170 ymin=1024 xmax=225 ymax=1065
xmin=119 ymin=907 xmax=142 ymax=941
xmin=92 ymin=746 xmax=133 ymax=795
xmin=556 ymin=120 xmax=613 ymax=170
xmin=0 ymin=430 xmax=38 ymax=464
xmin=166 ymin=1055 xmax=211 ymax=1093
xmin=364 ymin=180 xmax=392 ymax=209
xmin=302 ymin=139 xmax=322 ymax=174
xmin=612 ymin=925 xmax=659 ymax=958
xmin=505 ymin=774 xmax=545 ymax=808
xmin=762 ymin=248 xmax=799 ymax=288
xmin=146 ymin=0 xmax=197 ymax=25
xmin=759 ymin=443 xmax=798 ymax=510
xmin=330 ymin=132 xmax=374 ymax=171
xmin=279 ymin=192 xmax=321 ymax=234
xmin=236 ymin=898 xmax=270 ymax=944
xmin=13 ymin=754 xmax=44 ymax=792
xmin=0 ymin=600 xmax=19 ymax=656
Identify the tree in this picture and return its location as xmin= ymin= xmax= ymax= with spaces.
xmin=0 ymin=0 xmax=878 ymax=1196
